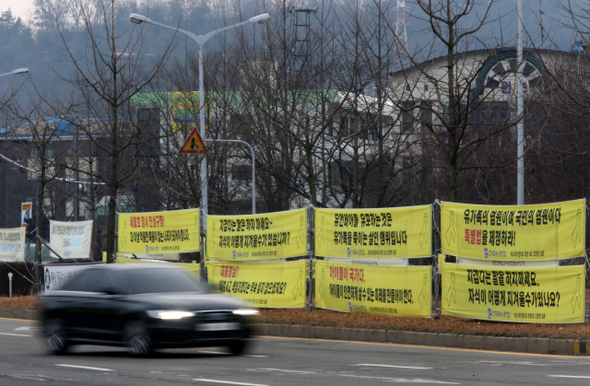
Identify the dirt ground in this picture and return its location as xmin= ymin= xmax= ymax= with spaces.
xmin=5 ymin=294 xmax=590 ymax=340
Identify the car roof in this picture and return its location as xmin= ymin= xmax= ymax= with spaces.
xmin=86 ymin=263 xmax=186 ymax=271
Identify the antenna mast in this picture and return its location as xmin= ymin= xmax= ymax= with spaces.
xmin=395 ymin=0 xmax=408 ymax=69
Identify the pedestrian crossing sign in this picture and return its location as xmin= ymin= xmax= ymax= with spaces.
xmin=179 ymin=128 xmax=207 ymax=154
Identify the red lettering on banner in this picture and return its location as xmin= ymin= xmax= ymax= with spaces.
xmin=130 ymin=215 xmax=165 ymax=228
xmin=464 ymin=229 xmax=483 ymax=245
xmin=220 ymin=265 xmax=239 ymax=278
xmin=329 ymin=266 xmax=364 ymax=283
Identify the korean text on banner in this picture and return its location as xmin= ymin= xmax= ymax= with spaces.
xmin=50 ymin=220 xmax=93 ymax=259
xmin=315 ymin=260 xmax=431 ymax=317
xmin=441 ymin=199 xmax=586 ymax=260
xmin=207 ymin=260 xmax=307 ymax=308
xmin=440 ymin=262 xmax=585 ymax=323
xmin=118 ymin=209 xmax=200 ymax=254
xmin=207 ymin=208 xmax=307 ymax=260
xmin=315 ymin=205 xmax=431 ymax=259
xmin=0 ymin=227 xmax=26 ymax=262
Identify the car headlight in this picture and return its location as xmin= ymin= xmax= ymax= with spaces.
xmin=232 ymin=308 xmax=259 ymax=316
xmin=146 ymin=310 xmax=194 ymax=320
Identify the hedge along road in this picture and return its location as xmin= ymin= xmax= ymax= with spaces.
xmin=2 ymin=317 xmax=590 ymax=386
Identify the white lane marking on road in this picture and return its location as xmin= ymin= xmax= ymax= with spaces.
xmin=255 ymin=368 xmax=318 ymax=374
xmin=246 ymin=355 xmax=269 ymax=358
xmin=198 ymin=350 xmax=225 ymax=355
xmin=548 ymin=375 xmax=590 ymax=379
xmin=470 ymin=360 xmax=551 ymax=367
xmin=56 ymin=364 xmax=113 ymax=372
xmin=11 ymin=374 xmax=48 ymax=381
xmin=149 ymin=371 xmax=189 ymax=377
xmin=193 ymin=379 xmax=269 ymax=386
xmin=15 ymin=326 xmax=40 ymax=331
xmin=340 ymin=373 xmax=460 ymax=384
xmin=353 ymin=363 xmax=434 ymax=370
xmin=0 ymin=332 xmax=31 ymax=337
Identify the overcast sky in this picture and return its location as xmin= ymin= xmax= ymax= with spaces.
xmin=0 ymin=0 xmax=33 ymax=21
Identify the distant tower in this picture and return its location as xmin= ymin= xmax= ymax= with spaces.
xmin=395 ymin=0 xmax=408 ymax=69
xmin=290 ymin=7 xmax=317 ymax=73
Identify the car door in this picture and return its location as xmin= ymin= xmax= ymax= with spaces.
xmin=76 ymin=268 xmax=123 ymax=343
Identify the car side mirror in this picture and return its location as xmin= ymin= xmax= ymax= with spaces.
xmin=99 ymin=287 xmax=120 ymax=296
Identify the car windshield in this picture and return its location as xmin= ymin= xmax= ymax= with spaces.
xmin=124 ymin=268 xmax=207 ymax=294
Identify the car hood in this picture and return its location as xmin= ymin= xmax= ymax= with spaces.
xmin=129 ymin=292 xmax=247 ymax=311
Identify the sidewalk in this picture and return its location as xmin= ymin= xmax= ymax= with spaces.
xmin=5 ymin=308 xmax=586 ymax=356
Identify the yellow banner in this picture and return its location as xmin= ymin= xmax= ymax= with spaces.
xmin=314 ymin=260 xmax=431 ymax=317
xmin=440 ymin=262 xmax=585 ymax=323
xmin=207 ymin=260 xmax=307 ymax=308
xmin=172 ymin=92 xmax=200 ymax=132
xmin=116 ymin=256 xmax=200 ymax=276
xmin=118 ymin=209 xmax=200 ymax=254
xmin=315 ymin=206 xmax=432 ymax=259
xmin=207 ymin=208 xmax=307 ymax=260
xmin=441 ymin=200 xmax=585 ymax=260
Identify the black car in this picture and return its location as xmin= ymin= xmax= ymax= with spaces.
xmin=40 ymin=263 xmax=258 ymax=356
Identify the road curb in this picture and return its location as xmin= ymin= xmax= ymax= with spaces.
xmin=3 ymin=309 xmax=582 ymax=356
xmin=255 ymin=324 xmax=581 ymax=356
xmin=0 ymin=308 xmax=39 ymax=321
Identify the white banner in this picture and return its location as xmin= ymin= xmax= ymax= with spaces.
xmin=0 ymin=228 xmax=26 ymax=262
xmin=43 ymin=263 xmax=102 ymax=291
xmin=50 ymin=220 xmax=93 ymax=259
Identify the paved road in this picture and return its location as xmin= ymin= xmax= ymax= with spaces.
xmin=2 ymin=317 xmax=590 ymax=385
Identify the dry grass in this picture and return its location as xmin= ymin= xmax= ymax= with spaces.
xmin=0 ymin=296 xmax=39 ymax=310
xmin=258 ymin=308 xmax=590 ymax=340
xmin=5 ymin=295 xmax=590 ymax=340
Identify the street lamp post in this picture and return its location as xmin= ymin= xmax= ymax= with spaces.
xmin=516 ymin=0 xmax=524 ymax=205
xmin=130 ymin=13 xmax=270 ymax=215
xmin=204 ymin=139 xmax=256 ymax=214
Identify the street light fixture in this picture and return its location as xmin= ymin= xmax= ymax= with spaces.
xmin=129 ymin=13 xmax=270 ymax=215
xmin=0 ymin=68 xmax=29 ymax=78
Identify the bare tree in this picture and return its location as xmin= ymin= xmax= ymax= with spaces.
xmin=45 ymin=0 xmax=172 ymax=262
xmin=389 ymin=0 xmax=528 ymax=202
xmin=223 ymin=0 xmax=362 ymax=209
xmin=6 ymin=95 xmax=68 ymax=291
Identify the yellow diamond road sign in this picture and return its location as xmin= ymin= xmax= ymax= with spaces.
xmin=179 ymin=128 xmax=207 ymax=154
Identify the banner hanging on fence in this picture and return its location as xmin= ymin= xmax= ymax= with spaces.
xmin=314 ymin=206 xmax=432 ymax=259
xmin=207 ymin=208 xmax=307 ymax=260
xmin=441 ymin=200 xmax=586 ymax=260
xmin=314 ymin=260 xmax=431 ymax=317
xmin=440 ymin=262 xmax=585 ymax=323
xmin=0 ymin=227 xmax=25 ymax=262
xmin=207 ymin=260 xmax=307 ymax=308
xmin=49 ymin=220 xmax=93 ymax=259
xmin=118 ymin=209 xmax=200 ymax=254
xmin=43 ymin=262 xmax=103 ymax=291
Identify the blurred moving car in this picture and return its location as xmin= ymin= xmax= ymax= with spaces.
xmin=40 ymin=263 xmax=258 ymax=355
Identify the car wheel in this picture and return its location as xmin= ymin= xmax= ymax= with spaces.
xmin=44 ymin=319 xmax=68 ymax=355
xmin=125 ymin=321 xmax=152 ymax=356
xmin=227 ymin=339 xmax=248 ymax=356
